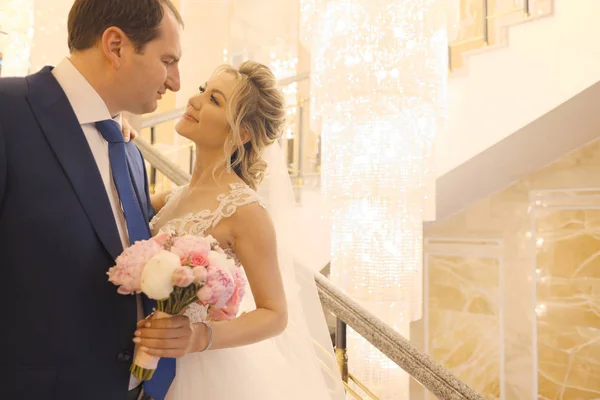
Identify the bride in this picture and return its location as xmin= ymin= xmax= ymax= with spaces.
xmin=133 ymin=61 xmax=345 ymax=400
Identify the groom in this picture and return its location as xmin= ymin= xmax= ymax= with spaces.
xmin=0 ymin=1 xmax=183 ymax=399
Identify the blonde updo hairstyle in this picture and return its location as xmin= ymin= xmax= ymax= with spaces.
xmin=215 ymin=61 xmax=286 ymax=190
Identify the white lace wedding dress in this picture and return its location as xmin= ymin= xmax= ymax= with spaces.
xmin=149 ymin=182 xmax=342 ymax=400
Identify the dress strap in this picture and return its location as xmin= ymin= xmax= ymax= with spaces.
xmin=209 ymin=183 xmax=264 ymax=229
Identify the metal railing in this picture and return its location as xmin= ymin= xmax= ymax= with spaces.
xmin=334 ymin=318 xmax=381 ymax=399
xmin=316 ymin=274 xmax=483 ymax=400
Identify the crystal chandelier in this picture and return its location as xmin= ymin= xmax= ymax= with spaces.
xmin=301 ymin=0 xmax=452 ymax=397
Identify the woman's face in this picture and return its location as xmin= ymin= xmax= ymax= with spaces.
xmin=175 ymin=72 xmax=237 ymax=151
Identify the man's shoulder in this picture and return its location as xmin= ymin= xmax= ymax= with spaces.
xmin=0 ymin=66 xmax=56 ymax=99
xmin=0 ymin=75 xmax=30 ymax=99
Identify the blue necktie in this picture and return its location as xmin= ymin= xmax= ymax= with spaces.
xmin=96 ymin=120 xmax=176 ymax=399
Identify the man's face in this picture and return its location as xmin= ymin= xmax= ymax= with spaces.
xmin=117 ymin=8 xmax=182 ymax=114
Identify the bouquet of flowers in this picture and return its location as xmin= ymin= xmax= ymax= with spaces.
xmin=107 ymin=233 xmax=246 ymax=380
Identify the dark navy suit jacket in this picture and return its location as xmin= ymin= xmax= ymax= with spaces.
xmin=0 ymin=67 xmax=154 ymax=400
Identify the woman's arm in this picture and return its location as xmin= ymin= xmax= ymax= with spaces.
xmin=134 ymin=202 xmax=288 ymax=357
xmin=150 ymin=190 xmax=172 ymax=214
xmin=191 ymin=203 xmax=288 ymax=351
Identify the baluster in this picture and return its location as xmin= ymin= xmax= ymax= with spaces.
xmin=150 ymin=125 xmax=157 ymax=194
xmin=483 ymin=0 xmax=489 ymax=44
xmin=335 ymin=317 xmax=349 ymax=383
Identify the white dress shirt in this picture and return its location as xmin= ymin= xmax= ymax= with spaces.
xmin=52 ymin=58 xmax=141 ymax=390
xmin=52 ymin=58 xmax=130 ymax=248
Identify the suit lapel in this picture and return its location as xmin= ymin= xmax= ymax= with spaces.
xmin=27 ymin=67 xmax=123 ymax=260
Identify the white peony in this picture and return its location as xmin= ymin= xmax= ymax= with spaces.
xmin=141 ymin=250 xmax=180 ymax=300
xmin=208 ymin=250 xmax=235 ymax=271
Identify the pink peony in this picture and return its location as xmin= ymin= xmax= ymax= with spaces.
xmin=107 ymin=239 xmax=163 ymax=294
xmin=197 ymin=286 xmax=213 ymax=304
xmin=171 ymin=236 xmax=211 ymax=260
xmin=192 ymin=266 xmax=208 ymax=284
xmin=208 ymin=268 xmax=247 ymax=320
xmin=189 ymin=251 xmax=209 ymax=267
xmin=196 ymin=265 xmax=235 ymax=309
xmin=171 ymin=266 xmax=195 ymax=287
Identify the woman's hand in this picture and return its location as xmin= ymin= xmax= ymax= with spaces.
xmin=122 ymin=117 xmax=138 ymax=142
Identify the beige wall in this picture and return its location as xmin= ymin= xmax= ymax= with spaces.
xmin=420 ymin=139 xmax=600 ymax=400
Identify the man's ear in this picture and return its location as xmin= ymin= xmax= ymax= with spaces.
xmin=101 ymin=27 xmax=128 ymax=68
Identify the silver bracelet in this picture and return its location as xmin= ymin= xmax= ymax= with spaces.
xmin=198 ymin=321 xmax=213 ymax=352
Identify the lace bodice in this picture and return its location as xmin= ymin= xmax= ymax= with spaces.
xmin=149 ymin=182 xmax=264 ymax=322
xmin=149 ymin=182 xmax=264 ymax=236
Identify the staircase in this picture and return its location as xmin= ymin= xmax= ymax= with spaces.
xmin=441 ymin=0 xmax=600 ymax=176
xmin=424 ymin=1 xmax=600 ymax=399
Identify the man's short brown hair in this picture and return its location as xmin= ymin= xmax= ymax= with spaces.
xmin=67 ymin=0 xmax=183 ymax=53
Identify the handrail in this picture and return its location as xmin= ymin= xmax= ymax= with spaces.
xmin=134 ymin=136 xmax=190 ymax=185
xmin=136 ymin=135 xmax=484 ymax=400
xmin=140 ymin=107 xmax=185 ymax=129
xmin=316 ymin=274 xmax=483 ymax=400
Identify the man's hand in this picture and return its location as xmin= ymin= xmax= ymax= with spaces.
xmin=133 ymin=315 xmax=198 ymax=358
